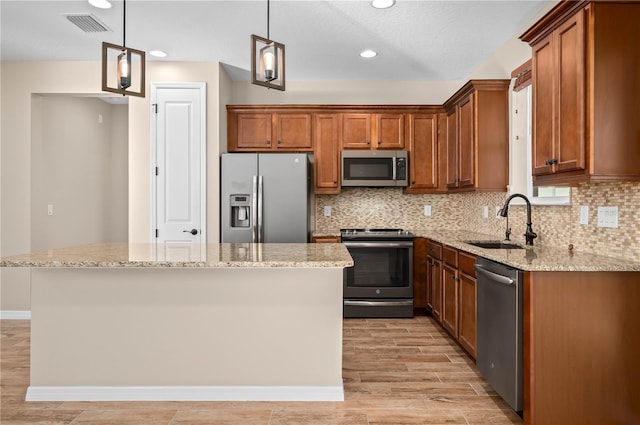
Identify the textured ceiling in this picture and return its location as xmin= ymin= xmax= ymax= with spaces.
xmin=1 ymin=0 xmax=555 ymax=81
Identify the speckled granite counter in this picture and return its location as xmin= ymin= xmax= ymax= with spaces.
xmin=411 ymin=230 xmax=640 ymax=272
xmin=0 ymin=242 xmax=353 ymax=268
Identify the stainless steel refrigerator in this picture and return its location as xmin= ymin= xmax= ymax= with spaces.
xmin=221 ymin=153 xmax=313 ymax=243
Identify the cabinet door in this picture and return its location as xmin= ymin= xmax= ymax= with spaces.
xmin=236 ymin=113 xmax=273 ymax=149
xmin=341 ymin=114 xmax=372 ymax=149
xmin=430 ymin=259 xmax=443 ymax=323
xmin=376 ymin=113 xmax=405 ymax=149
xmin=457 ymin=94 xmax=475 ymax=188
xmin=408 ymin=114 xmax=438 ymax=190
xmin=532 ymin=33 xmax=555 ymax=176
xmin=314 ymin=114 xmax=340 ymax=193
xmin=555 ymin=11 xmax=586 ymax=173
xmin=413 ymin=238 xmax=428 ymax=310
xmin=458 ymin=271 xmax=477 ymax=359
xmin=275 ymin=113 xmax=313 ymax=150
xmin=442 ymin=263 xmax=459 ymax=336
xmin=446 ymin=107 xmax=459 ymax=188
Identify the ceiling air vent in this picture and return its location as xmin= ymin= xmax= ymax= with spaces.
xmin=63 ymin=13 xmax=112 ymax=33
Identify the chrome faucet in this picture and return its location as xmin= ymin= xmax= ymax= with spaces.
xmin=498 ymin=193 xmax=537 ymax=246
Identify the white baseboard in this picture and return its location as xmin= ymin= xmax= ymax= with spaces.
xmin=0 ymin=310 xmax=31 ymax=320
xmin=26 ymin=385 xmax=345 ymax=402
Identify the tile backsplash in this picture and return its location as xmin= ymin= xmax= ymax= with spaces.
xmin=315 ymin=182 xmax=640 ymax=262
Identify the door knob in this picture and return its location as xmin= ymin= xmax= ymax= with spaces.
xmin=183 ymin=229 xmax=198 ymax=235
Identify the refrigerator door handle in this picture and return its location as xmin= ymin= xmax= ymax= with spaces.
xmin=252 ymin=176 xmax=258 ymax=243
xmin=257 ymin=175 xmax=264 ymax=243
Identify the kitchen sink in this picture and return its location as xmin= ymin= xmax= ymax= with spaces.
xmin=465 ymin=241 xmax=524 ymax=250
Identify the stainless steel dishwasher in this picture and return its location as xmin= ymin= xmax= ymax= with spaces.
xmin=474 ymin=257 xmax=523 ymax=414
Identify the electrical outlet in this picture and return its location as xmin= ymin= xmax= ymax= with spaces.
xmin=323 ymin=206 xmax=331 ymax=217
xmin=423 ymin=205 xmax=432 ymax=217
xmin=579 ymin=206 xmax=589 ymax=225
xmin=597 ymin=206 xmax=618 ymax=228
xmin=483 ymin=206 xmax=489 ymax=219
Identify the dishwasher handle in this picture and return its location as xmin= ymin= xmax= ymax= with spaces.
xmin=474 ymin=264 xmax=515 ymax=286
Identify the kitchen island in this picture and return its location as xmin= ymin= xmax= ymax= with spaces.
xmin=0 ymin=242 xmax=353 ymax=402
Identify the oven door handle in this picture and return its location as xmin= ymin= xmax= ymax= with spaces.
xmin=342 ymin=241 xmax=413 ymax=249
xmin=344 ymin=300 xmax=414 ymax=307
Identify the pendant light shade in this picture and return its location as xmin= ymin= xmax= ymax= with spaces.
xmin=251 ymin=0 xmax=285 ymax=91
xmin=101 ymin=0 xmax=145 ymax=97
xmin=251 ymin=34 xmax=285 ymax=90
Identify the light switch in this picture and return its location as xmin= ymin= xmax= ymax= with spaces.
xmin=323 ymin=206 xmax=331 ymax=217
xmin=597 ymin=206 xmax=618 ymax=228
xmin=483 ymin=206 xmax=489 ymax=219
xmin=423 ymin=205 xmax=432 ymax=217
xmin=47 ymin=204 xmax=53 ymax=216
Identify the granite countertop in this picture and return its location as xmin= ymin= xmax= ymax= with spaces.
xmin=0 ymin=243 xmax=354 ymax=268
xmin=412 ymin=229 xmax=640 ymax=272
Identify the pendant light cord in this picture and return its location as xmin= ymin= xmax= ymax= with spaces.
xmin=266 ymin=0 xmax=270 ymax=40
xmin=123 ymin=0 xmax=126 ymax=47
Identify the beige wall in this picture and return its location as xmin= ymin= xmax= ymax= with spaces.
xmin=127 ymin=62 xmax=223 ymax=244
xmin=30 ymin=96 xmax=128 ymax=251
xmin=0 ymin=61 xmax=224 ymax=311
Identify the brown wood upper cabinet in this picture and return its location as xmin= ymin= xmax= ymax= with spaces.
xmin=407 ymin=113 xmax=440 ymax=192
xmin=313 ymin=113 xmax=341 ymax=194
xmin=227 ymin=108 xmax=313 ymax=151
xmin=443 ymin=80 xmax=509 ymax=192
xmin=521 ymin=1 xmax=640 ymax=185
xmin=341 ymin=113 xmax=405 ymax=150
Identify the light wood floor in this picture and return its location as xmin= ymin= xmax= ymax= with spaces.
xmin=1 ymin=316 xmax=522 ymax=424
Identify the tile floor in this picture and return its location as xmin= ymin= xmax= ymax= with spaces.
xmin=1 ymin=316 xmax=522 ymax=424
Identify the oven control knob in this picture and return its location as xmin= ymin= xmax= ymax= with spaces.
xmin=376 ymin=289 xmax=381 ymax=294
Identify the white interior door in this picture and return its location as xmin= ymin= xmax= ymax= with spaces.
xmin=151 ymin=83 xmax=206 ymax=245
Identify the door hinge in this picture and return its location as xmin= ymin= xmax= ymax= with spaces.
xmin=152 ymin=103 xmax=158 ymax=114
xmin=155 ymin=229 xmax=159 ymax=238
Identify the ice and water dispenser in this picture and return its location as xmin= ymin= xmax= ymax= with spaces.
xmin=229 ymin=194 xmax=251 ymax=228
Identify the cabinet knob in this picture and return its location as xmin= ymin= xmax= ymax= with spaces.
xmin=366 ymin=141 xmax=370 ymax=145
xmin=278 ymin=140 xmax=282 ymax=144
xmin=411 ymin=180 xmax=416 ymax=185
xmin=266 ymin=140 xmax=270 ymax=145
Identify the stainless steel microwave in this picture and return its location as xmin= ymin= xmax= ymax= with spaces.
xmin=341 ymin=150 xmax=408 ymax=187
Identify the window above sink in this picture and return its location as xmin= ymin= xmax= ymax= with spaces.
xmin=509 ymin=80 xmax=570 ymax=206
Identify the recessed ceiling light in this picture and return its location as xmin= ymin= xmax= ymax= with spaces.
xmin=360 ymin=50 xmax=377 ymax=58
xmin=371 ymin=0 xmax=395 ymax=9
xmin=88 ymin=0 xmax=112 ymax=9
xmin=149 ymin=50 xmax=168 ymax=58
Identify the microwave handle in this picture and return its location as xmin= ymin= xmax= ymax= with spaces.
xmin=392 ymin=158 xmax=397 ymax=180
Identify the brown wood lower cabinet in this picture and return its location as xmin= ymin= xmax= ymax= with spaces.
xmin=524 ymin=271 xmax=640 ymax=424
xmin=413 ymin=237 xmax=428 ymax=312
xmin=458 ymin=251 xmax=477 ymax=358
xmin=426 ymin=240 xmax=443 ymax=322
xmin=425 ymin=239 xmax=476 ymax=360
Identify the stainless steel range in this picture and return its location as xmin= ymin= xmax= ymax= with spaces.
xmin=341 ymin=228 xmax=414 ymax=318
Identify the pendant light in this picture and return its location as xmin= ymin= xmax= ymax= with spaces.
xmin=101 ymin=0 xmax=145 ymax=97
xmin=251 ymin=0 xmax=285 ymax=91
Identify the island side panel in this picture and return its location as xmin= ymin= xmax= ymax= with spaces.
xmin=528 ymin=271 xmax=640 ymax=425
xmin=29 ymin=267 xmax=343 ymax=396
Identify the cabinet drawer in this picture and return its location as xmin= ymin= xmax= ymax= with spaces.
xmin=459 ymin=251 xmax=477 ymax=277
xmin=443 ymin=246 xmax=458 ymax=267
xmin=427 ymin=240 xmax=442 ymax=260
xmin=312 ymin=236 xmax=340 ymax=243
